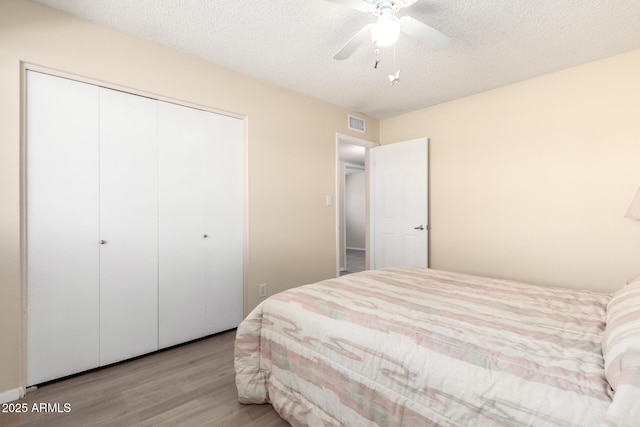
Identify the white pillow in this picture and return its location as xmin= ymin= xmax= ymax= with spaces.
xmin=603 ymin=277 xmax=640 ymax=390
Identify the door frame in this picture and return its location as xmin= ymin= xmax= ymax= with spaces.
xmin=335 ymin=133 xmax=378 ymax=277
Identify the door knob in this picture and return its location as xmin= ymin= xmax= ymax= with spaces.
xmin=414 ymin=225 xmax=425 ymax=230
xmin=203 ymin=234 xmax=208 ymax=238
xmin=99 ymin=240 xmax=107 ymax=245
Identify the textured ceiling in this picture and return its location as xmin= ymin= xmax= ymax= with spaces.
xmin=33 ymin=0 xmax=640 ymax=119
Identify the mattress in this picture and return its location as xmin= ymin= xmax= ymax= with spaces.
xmin=235 ymin=267 xmax=626 ymax=426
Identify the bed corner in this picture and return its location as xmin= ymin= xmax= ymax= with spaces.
xmin=234 ymin=305 xmax=270 ymax=404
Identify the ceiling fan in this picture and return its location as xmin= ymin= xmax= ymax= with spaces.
xmin=329 ymin=0 xmax=451 ymax=60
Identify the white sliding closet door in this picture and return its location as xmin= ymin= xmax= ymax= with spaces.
xmin=158 ymin=102 xmax=209 ymax=347
xmin=158 ymin=102 xmax=244 ymax=348
xmin=27 ymin=71 xmax=244 ymax=385
xmin=26 ymin=72 xmax=100 ymax=385
xmin=203 ymin=114 xmax=244 ymax=332
xmin=98 ymin=88 xmax=159 ymax=365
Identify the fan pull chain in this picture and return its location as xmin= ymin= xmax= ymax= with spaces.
xmin=389 ymin=43 xmax=400 ymax=85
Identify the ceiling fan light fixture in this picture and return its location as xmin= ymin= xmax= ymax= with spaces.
xmin=371 ymin=16 xmax=400 ymax=47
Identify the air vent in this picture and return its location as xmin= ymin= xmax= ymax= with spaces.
xmin=348 ymin=115 xmax=366 ymax=133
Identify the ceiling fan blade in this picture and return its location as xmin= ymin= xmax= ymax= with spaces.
xmin=325 ymin=0 xmax=376 ymax=13
xmin=333 ymin=23 xmax=374 ymax=60
xmin=399 ymin=15 xmax=450 ymax=49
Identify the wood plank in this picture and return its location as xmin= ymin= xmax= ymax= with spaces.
xmin=1 ymin=330 xmax=289 ymax=426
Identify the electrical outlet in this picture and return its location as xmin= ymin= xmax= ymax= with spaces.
xmin=258 ymin=283 xmax=267 ymax=298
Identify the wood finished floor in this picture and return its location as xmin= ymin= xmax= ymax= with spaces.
xmin=340 ymin=249 xmax=366 ymax=276
xmin=1 ymin=330 xmax=289 ymax=427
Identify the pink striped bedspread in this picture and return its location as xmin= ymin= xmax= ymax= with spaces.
xmin=235 ymin=267 xmax=636 ymax=426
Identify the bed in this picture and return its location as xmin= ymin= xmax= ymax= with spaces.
xmin=234 ymin=267 xmax=640 ymax=426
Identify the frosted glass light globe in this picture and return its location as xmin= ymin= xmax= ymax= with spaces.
xmin=371 ymin=16 xmax=400 ymax=47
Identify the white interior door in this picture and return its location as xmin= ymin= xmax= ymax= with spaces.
xmin=98 ymin=87 xmax=159 ymax=365
xmin=26 ymin=71 xmax=100 ymax=385
xmin=370 ymin=138 xmax=428 ymax=269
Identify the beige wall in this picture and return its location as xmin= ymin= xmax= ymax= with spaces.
xmin=0 ymin=0 xmax=378 ymax=396
xmin=381 ymin=49 xmax=640 ymax=293
xmin=4 ymin=0 xmax=640 ymax=402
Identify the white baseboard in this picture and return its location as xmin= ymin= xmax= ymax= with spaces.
xmin=0 ymin=387 xmax=24 ymax=403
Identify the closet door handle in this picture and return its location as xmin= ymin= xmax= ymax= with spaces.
xmin=203 ymin=234 xmax=208 ymax=238
xmin=99 ymin=240 xmax=107 ymax=245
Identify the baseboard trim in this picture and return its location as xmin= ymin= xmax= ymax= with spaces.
xmin=0 ymin=386 xmax=25 ymax=403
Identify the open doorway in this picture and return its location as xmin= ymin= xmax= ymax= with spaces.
xmin=336 ymin=133 xmax=377 ymax=277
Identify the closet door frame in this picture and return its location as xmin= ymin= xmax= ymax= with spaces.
xmin=22 ymin=66 xmax=246 ymax=387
